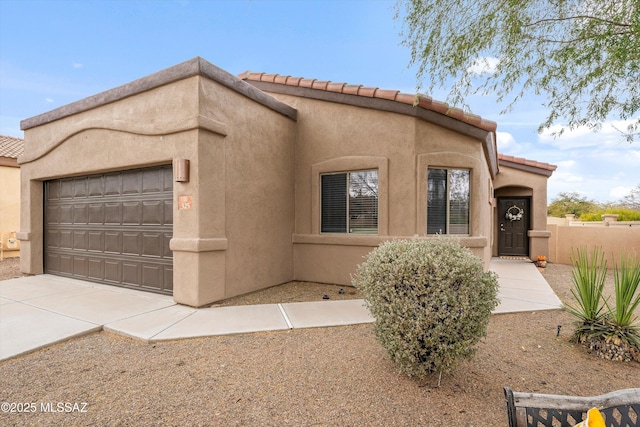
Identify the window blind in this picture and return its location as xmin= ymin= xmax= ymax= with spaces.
xmin=321 ymin=173 xmax=347 ymax=232
xmin=427 ymin=168 xmax=469 ymax=235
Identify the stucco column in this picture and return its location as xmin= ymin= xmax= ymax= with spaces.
xmin=17 ymin=174 xmax=44 ymax=275
xmin=170 ymin=129 xmax=227 ymax=307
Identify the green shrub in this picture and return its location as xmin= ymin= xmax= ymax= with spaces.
xmin=352 ymin=237 xmax=499 ymax=380
xmin=580 ymin=208 xmax=640 ymax=222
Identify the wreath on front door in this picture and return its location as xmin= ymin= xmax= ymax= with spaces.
xmin=505 ymin=205 xmax=524 ymax=221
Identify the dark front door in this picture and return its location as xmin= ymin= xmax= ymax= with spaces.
xmin=498 ymin=197 xmax=530 ymax=257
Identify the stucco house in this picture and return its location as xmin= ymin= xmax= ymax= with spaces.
xmin=0 ymin=135 xmax=24 ymax=259
xmin=18 ymin=57 xmax=556 ymax=307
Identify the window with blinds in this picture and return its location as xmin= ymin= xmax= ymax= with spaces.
xmin=321 ymin=170 xmax=378 ymax=234
xmin=427 ymin=168 xmax=470 ymax=235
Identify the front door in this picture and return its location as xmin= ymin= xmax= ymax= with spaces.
xmin=498 ymin=197 xmax=530 ymax=257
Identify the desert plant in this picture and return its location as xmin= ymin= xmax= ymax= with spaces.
xmin=565 ymin=247 xmax=640 ymax=360
xmin=604 ymin=253 xmax=640 ymax=347
xmin=352 ymin=237 xmax=499 ymax=381
xmin=564 ymin=247 xmax=608 ymax=332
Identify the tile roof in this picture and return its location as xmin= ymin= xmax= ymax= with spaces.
xmin=0 ymin=135 xmax=24 ymax=159
xmin=238 ymin=71 xmax=498 ymax=133
xmin=498 ymin=153 xmax=557 ymax=173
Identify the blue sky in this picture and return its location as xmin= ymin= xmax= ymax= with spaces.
xmin=1 ymin=0 xmax=638 ymax=203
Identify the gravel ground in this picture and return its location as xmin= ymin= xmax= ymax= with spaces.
xmin=0 ymin=257 xmax=638 ymax=426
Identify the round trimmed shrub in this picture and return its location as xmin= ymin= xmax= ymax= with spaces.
xmin=353 ymin=237 xmax=499 ymax=379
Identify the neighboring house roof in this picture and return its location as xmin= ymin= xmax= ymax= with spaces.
xmin=498 ymin=153 xmax=557 ymax=177
xmin=0 ymin=135 xmax=24 ymax=167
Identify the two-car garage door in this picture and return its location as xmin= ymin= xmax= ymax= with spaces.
xmin=44 ymin=165 xmax=173 ymax=295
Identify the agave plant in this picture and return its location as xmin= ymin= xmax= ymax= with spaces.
xmin=604 ymin=252 xmax=640 ymax=347
xmin=564 ymin=247 xmax=608 ymax=338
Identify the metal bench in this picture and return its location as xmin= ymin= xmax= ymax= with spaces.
xmin=504 ymin=387 xmax=640 ymax=427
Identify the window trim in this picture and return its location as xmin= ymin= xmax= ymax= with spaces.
xmin=417 ymin=152 xmax=480 ymax=236
xmin=311 ymin=156 xmax=388 ymax=236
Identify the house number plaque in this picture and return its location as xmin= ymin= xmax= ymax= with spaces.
xmin=178 ymin=195 xmax=193 ymax=210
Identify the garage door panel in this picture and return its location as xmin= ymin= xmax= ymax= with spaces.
xmin=88 ymin=176 xmax=103 ymax=197
xmin=104 ymin=231 xmax=122 ymax=253
xmin=74 ymin=179 xmax=88 ymax=198
xmin=105 ymin=202 xmax=122 ymax=224
xmin=164 ymin=267 xmax=173 ymax=291
xmin=59 ymin=230 xmax=73 ymax=249
xmin=123 ymin=202 xmax=141 ymax=225
xmin=73 ymin=230 xmax=87 ymax=250
xmin=88 ymin=203 xmax=104 ymax=224
xmin=123 ymin=232 xmax=141 ymax=256
xmin=142 ymin=233 xmax=162 ymax=257
xmin=88 ymin=231 xmax=104 ymax=252
xmin=88 ymin=258 xmax=103 ymax=280
xmin=142 ymin=264 xmax=161 ymax=288
xmin=73 ymin=256 xmax=87 ymax=276
xmin=59 ymin=254 xmax=72 ymax=274
xmin=59 ymin=179 xmax=74 ymax=199
xmin=122 ymin=262 xmax=140 ymax=285
xmin=59 ymin=205 xmax=73 ymax=224
xmin=142 ymin=168 xmax=164 ymax=193
xmin=104 ymin=259 xmax=121 ymax=282
xmin=165 ymin=200 xmax=173 ymax=224
xmin=45 ymin=165 xmax=173 ymax=295
xmin=122 ymin=173 xmax=141 ymax=195
xmin=105 ymin=174 xmax=121 ymax=196
xmin=46 ymin=205 xmax=60 ymax=223
xmin=73 ymin=204 xmax=88 ymax=224
xmin=142 ymin=200 xmax=163 ymax=224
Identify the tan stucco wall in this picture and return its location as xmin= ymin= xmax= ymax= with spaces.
xmin=20 ymin=74 xmax=296 ymax=306
xmin=493 ymin=166 xmax=551 ymax=260
xmin=548 ymin=223 xmax=640 ymax=266
xmin=265 ymin=93 xmax=494 ymax=285
xmin=0 ymin=164 xmax=21 ymax=258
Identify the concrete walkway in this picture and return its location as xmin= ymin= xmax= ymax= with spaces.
xmin=0 ymin=258 xmax=562 ymax=361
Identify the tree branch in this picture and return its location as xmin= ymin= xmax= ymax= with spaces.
xmin=524 ymin=30 xmax=633 ymax=44
xmin=525 ymin=15 xmax=631 ymax=29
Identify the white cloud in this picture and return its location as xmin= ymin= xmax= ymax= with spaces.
xmin=555 ymin=159 xmax=575 ymax=169
xmin=538 ymin=118 xmax=639 ymax=149
xmin=45 ymin=97 xmax=54 ymax=103
xmin=73 ymin=62 xmax=83 ymax=69
xmin=610 ymin=186 xmax=633 ymax=199
xmin=467 ymin=57 xmax=499 ymax=75
xmin=496 ymin=131 xmax=515 ymax=150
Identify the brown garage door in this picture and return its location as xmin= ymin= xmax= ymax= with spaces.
xmin=44 ymin=165 xmax=173 ymax=294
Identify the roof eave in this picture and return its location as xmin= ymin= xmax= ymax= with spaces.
xmin=21 ymin=57 xmax=297 ymax=131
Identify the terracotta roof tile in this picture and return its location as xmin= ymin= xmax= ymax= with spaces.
xmin=0 ymin=135 xmax=24 ymax=159
xmin=342 ymin=84 xmax=362 ymax=96
xmin=311 ymin=80 xmax=330 ymax=91
xmin=274 ymin=75 xmax=289 ymax=85
xmin=239 ymin=71 xmax=499 ymax=133
xmin=395 ymin=92 xmax=417 ymax=105
xmin=357 ymin=86 xmax=377 ymax=98
xmin=498 ymin=154 xmax=557 ymax=172
xmin=287 ymin=76 xmax=303 ymax=86
xmin=299 ymin=78 xmax=316 ymax=89
xmin=326 ymin=82 xmax=347 ymax=93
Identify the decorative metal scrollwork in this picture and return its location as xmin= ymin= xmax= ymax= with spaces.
xmin=505 ymin=205 xmax=524 ymax=221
